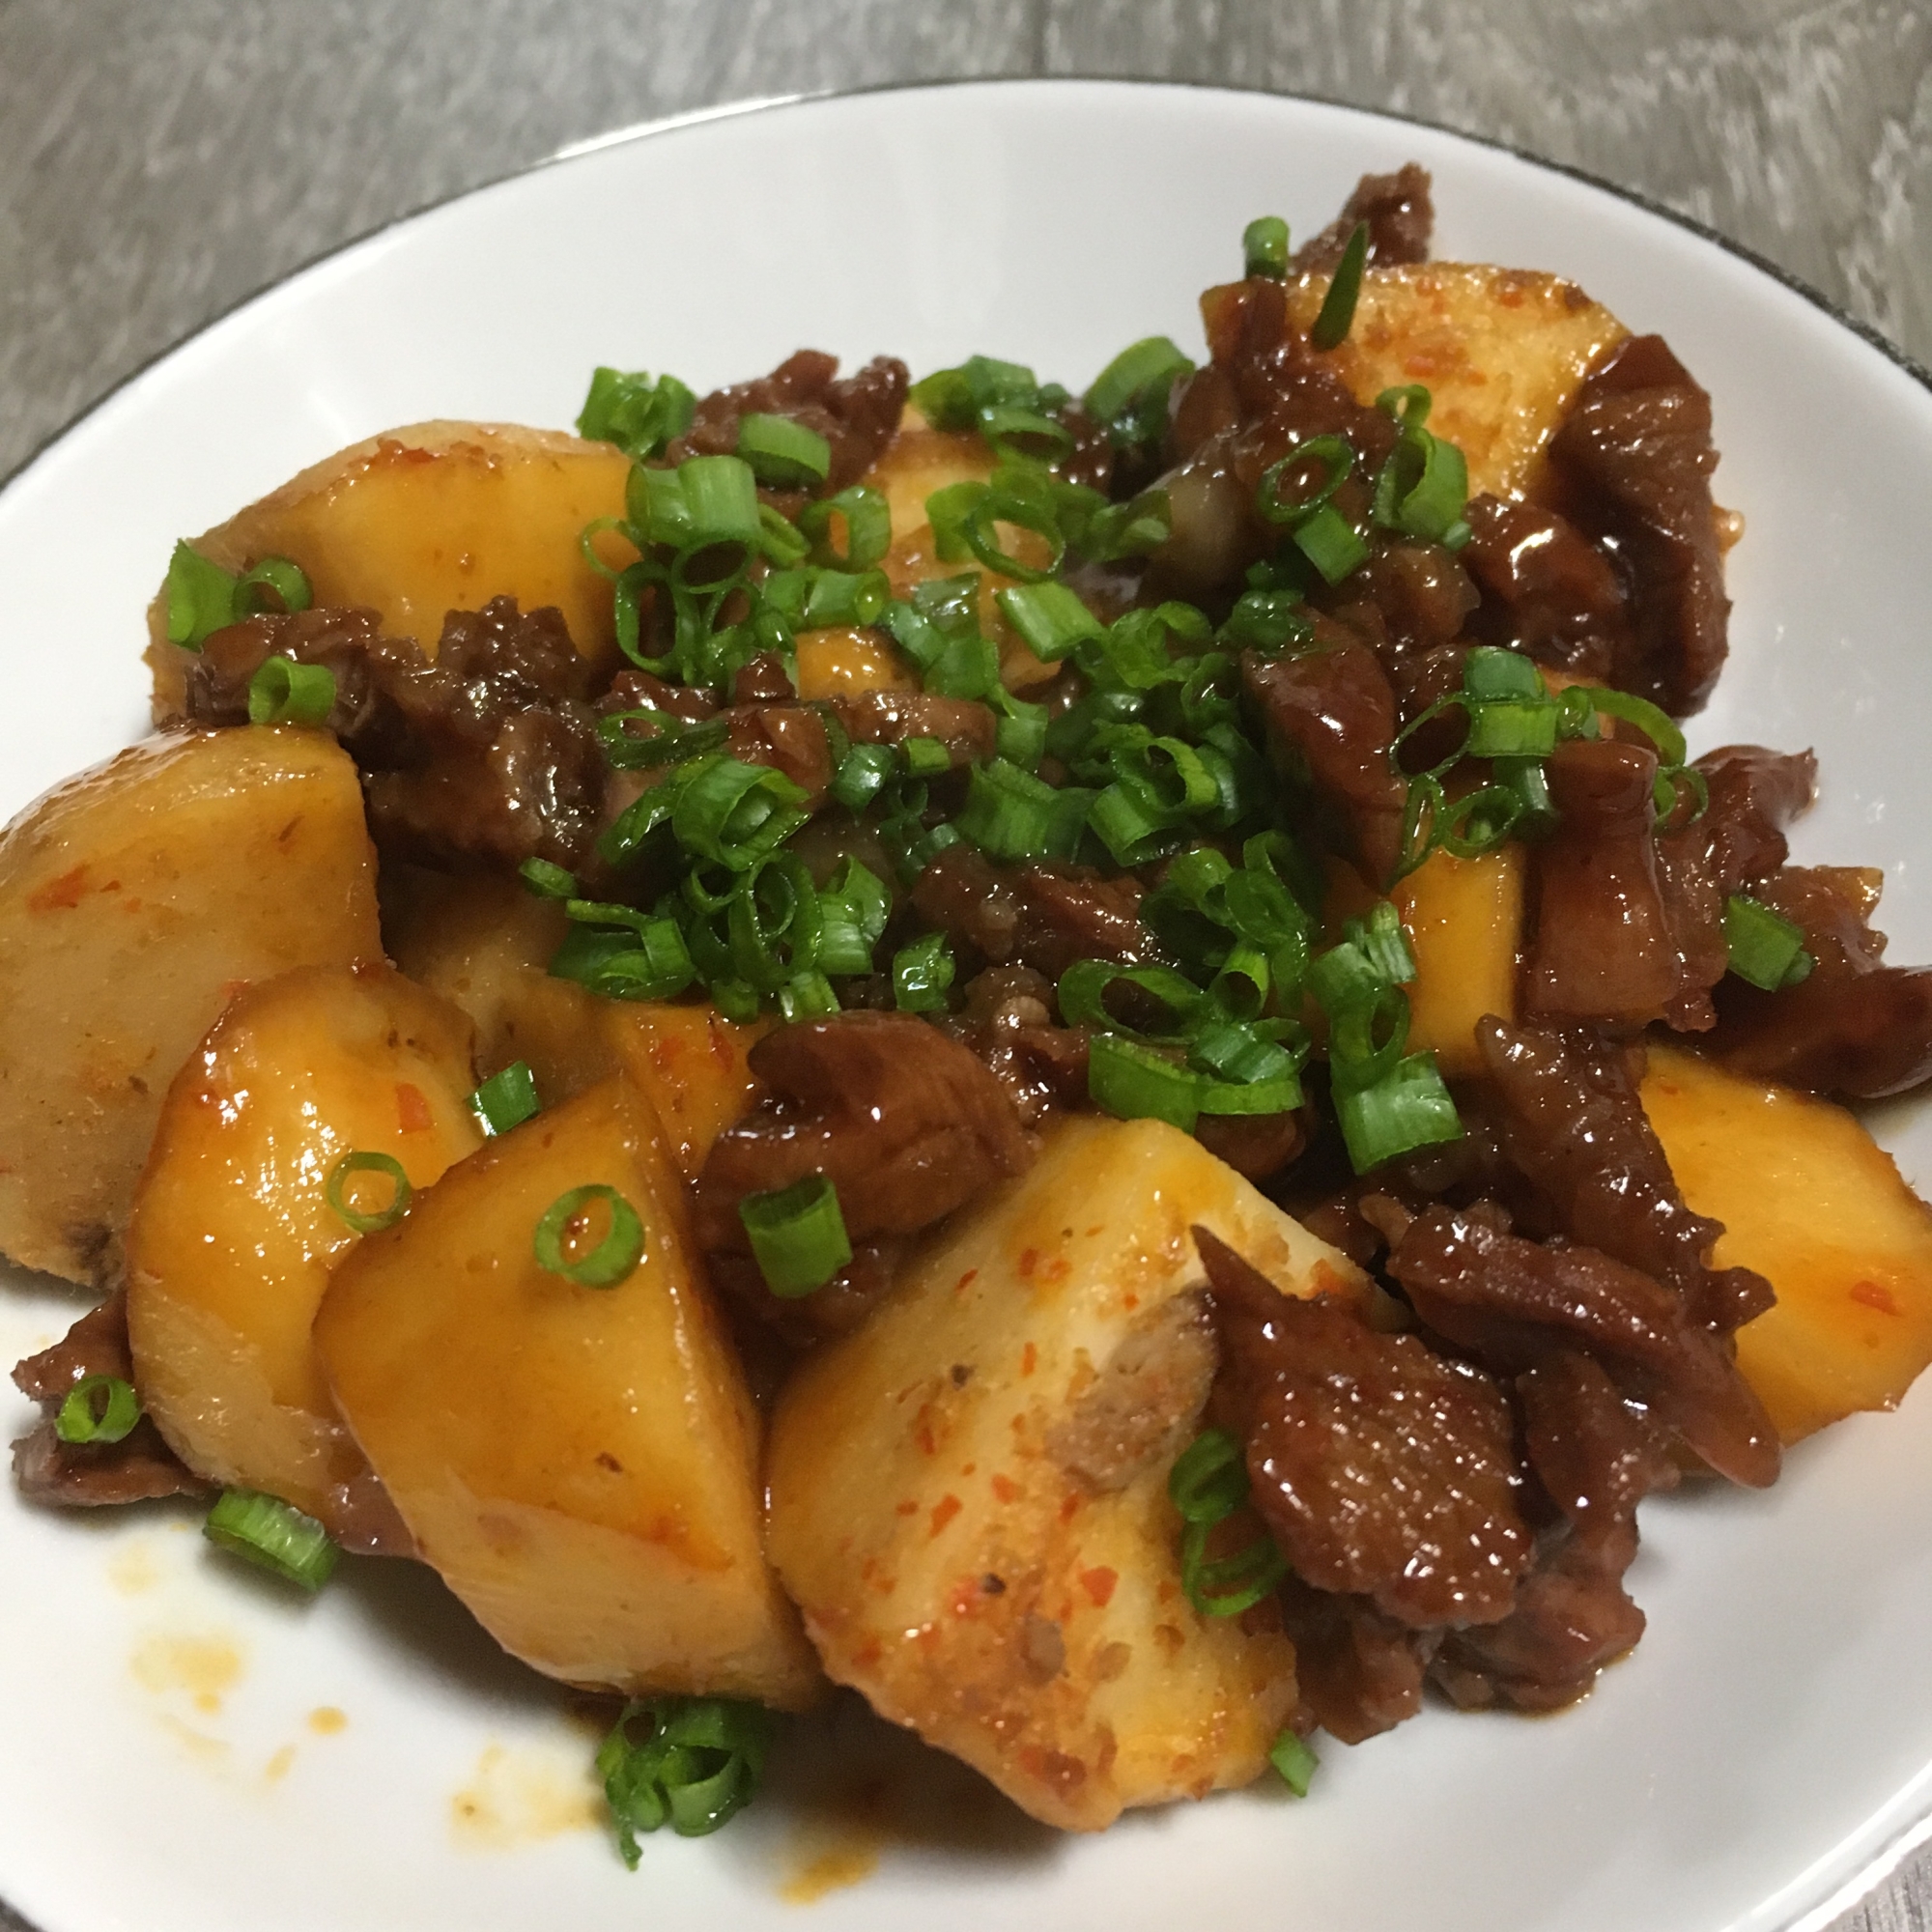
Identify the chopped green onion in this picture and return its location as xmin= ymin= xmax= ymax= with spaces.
xmin=1723 ymin=894 xmax=1815 ymax=991
xmin=576 ymin=366 xmax=696 ymax=459
xmin=1088 ymin=1033 xmax=1201 ymax=1133
xmin=831 ymin=742 xmax=895 ymax=811
xmin=1376 ymin=384 xmax=1433 ymax=431
xmin=1058 ymin=960 xmax=1205 ymax=1042
xmin=739 ymin=1174 xmax=852 ymax=1297
xmin=520 ymin=857 xmax=580 ymax=898
xmin=671 ymin=756 xmax=810 ymax=871
xmin=815 ymin=857 xmax=891 ymax=977
xmin=1220 ymin=588 xmax=1314 ymax=654
xmin=995 ymin=581 xmax=1105 ymax=661
xmin=1291 ymin=501 xmax=1371 ymax=584
xmin=1077 ymin=488 xmax=1174 ymax=560
xmin=1571 ymin=687 xmax=1688 ymax=768
xmin=1332 ymin=1051 xmax=1463 ymax=1172
xmin=980 ymin=404 xmax=1075 ymax=464
xmin=726 ymin=853 xmax=824 ymax=993
xmin=237 ymin=557 xmax=313 ymax=617
xmin=164 ymin=542 xmax=311 ymax=651
xmin=54 ymin=1374 xmax=140 ymax=1446
xmin=734 ymin=413 xmax=832 ymax=488
xmin=1462 ymin=645 xmax=1543 ymax=702
xmin=245 ymin=655 xmax=336 ymax=726
xmin=1310 ymin=219 xmax=1370 ymax=351
xmin=1166 ymin=1427 xmax=1287 ymax=1617
xmin=1256 ymin=436 xmax=1355 ymax=529
xmin=1084 ymin=337 xmax=1194 ymax=448
xmin=534 ymin=1183 xmax=646 ymax=1288
xmin=1464 ymin=697 xmax=1559 ymax=759
xmin=1242 ymin=214 xmax=1290 ymax=280
xmin=777 ymin=972 xmax=839 ymax=1023
xmin=798 ymin=485 xmax=891 ymax=572
xmin=469 ymin=1062 xmax=540 ymax=1137
xmin=1268 ymin=1727 xmax=1318 ymax=1797
xmin=954 ymin=757 xmax=1064 ymax=863
xmin=549 ymin=912 xmax=696 ymax=1003
xmin=893 ymin=932 xmax=956 ymax=1012
xmin=205 ymin=1488 xmax=339 ymax=1592
xmin=326 ymin=1151 xmax=411 ymax=1235
xmin=990 ymin=689 xmax=1049 ymax=771
xmin=900 ymin=735 xmax=953 ymax=779
xmin=598 ymin=1695 xmax=775 ymax=1868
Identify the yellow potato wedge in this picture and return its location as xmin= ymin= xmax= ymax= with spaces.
xmin=125 ymin=963 xmax=481 ymax=1537
xmin=1395 ymin=844 xmax=1525 ymax=1077
xmin=767 ymin=1115 xmax=1370 ymax=1830
xmin=0 ymin=726 xmax=381 ymax=1284
xmin=147 ymin=421 xmax=634 ymax=723
xmin=384 ymin=867 xmax=764 ymax=1180
xmin=1286 ymin=264 xmax=1630 ymax=500
xmin=315 ymin=1075 xmax=819 ymax=1707
xmin=1642 ymin=1044 xmax=1932 ymax=1441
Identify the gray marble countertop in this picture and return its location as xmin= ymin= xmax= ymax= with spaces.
xmin=2 ymin=3 xmax=1928 ymax=1928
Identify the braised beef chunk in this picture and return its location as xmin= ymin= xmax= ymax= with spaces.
xmin=910 ymin=844 xmax=1024 ymax=967
xmin=1011 ymin=866 xmax=1161 ymax=982
xmin=696 ymin=1012 xmax=1034 ymax=1335
xmin=1388 ymin=1207 xmax=1779 ymax=1489
xmin=1201 ymin=1228 xmax=1534 ymax=1628
xmin=723 ymin=702 xmax=834 ymax=803
xmin=1709 ymin=867 xmax=1932 ymax=1099
xmin=12 ymin=1293 xmax=206 ymax=1507
xmin=1276 ymin=1578 xmax=1430 ymax=1744
xmin=666 ymin=349 xmax=910 ymax=493
xmin=1335 ymin=542 xmax=1477 ymax=715
xmin=1474 ymin=1016 xmax=1734 ymax=1304
xmin=1461 ymin=494 xmax=1631 ymax=681
xmin=184 ymin=597 xmax=605 ymax=867
xmin=1524 ymin=739 xmax=1685 ymax=1026
xmin=1431 ymin=1353 xmax=1672 ymax=1713
xmin=832 ymin=690 xmax=999 ymax=767
xmin=1242 ymin=630 xmax=1406 ymax=884
xmin=949 ymin=966 xmax=1091 ymax=1129
xmin=1548 ymin=333 xmax=1730 ymax=717
xmin=1292 ymin=162 xmax=1435 ymax=274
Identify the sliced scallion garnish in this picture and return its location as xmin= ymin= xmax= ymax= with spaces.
xmin=1242 ymin=213 xmax=1290 ymax=280
xmin=598 ymin=1695 xmax=775 ymax=1868
xmin=738 ymin=1174 xmax=852 ymax=1298
xmin=326 ymin=1151 xmax=411 ymax=1235
xmin=204 ymin=1488 xmax=339 ymax=1592
xmin=534 ymin=1184 xmax=646 ymax=1288
xmin=734 ymin=413 xmax=832 ymax=488
xmin=246 ymin=655 xmax=336 ymax=726
xmin=469 ymin=1062 xmax=540 ymax=1137
xmin=54 ymin=1374 xmax=140 ymax=1446
xmin=1309 ymin=218 xmax=1370 ymax=351
xmin=1723 ymin=894 xmax=1815 ymax=991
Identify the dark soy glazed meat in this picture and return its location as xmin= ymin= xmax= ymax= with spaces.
xmin=12 ymin=1293 xmax=206 ymax=1507
xmin=1291 ymin=161 xmax=1435 ymax=274
xmin=1524 ymin=738 xmax=1686 ymax=1027
xmin=946 ymin=966 xmax=1091 ymax=1130
xmin=1710 ymin=866 xmax=1932 ymax=1098
xmin=1388 ymin=1207 xmax=1780 ymax=1490
xmin=1201 ymin=1228 xmax=1534 ymax=1629
xmin=1460 ymin=494 xmax=1632 ymax=682
xmin=1274 ymin=1580 xmax=1430 ymax=1745
xmin=832 ymin=690 xmax=999 ymax=768
xmin=1548 ymin=333 xmax=1731 ymax=717
xmin=184 ymin=596 xmax=605 ymax=867
xmin=665 ymin=349 xmax=910 ymax=496
xmin=1433 ymin=1351 xmax=1673 ymax=1713
xmin=696 ymin=1012 xmax=1034 ymax=1337
xmin=1474 ymin=1015 xmax=1774 ymax=1332
xmin=1242 ymin=630 xmax=1406 ymax=885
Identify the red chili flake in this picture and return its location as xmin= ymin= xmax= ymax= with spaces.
xmin=928 ymin=1495 xmax=962 ymax=1538
xmin=1018 ymin=1248 xmax=1039 ymax=1278
xmin=395 ymin=1082 xmax=433 ymax=1133
xmin=954 ymin=1267 xmax=979 ymax=1295
xmin=1043 ymin=1255 xmax=1071 ymax=1284
xmin=28 ymin=866 xmax=91 ymax=912
xmin=1021 ymin=1342 xmax=1037 ymax=1378
xmin=1059 ymin=1492 xmax=1081 ymax=1524
xmin=991 ymin=1474 xmax=1020 ymax=1504
xmin=1079 ymin=1566 xmax=1119 ymax=1607
xmin=895 ymin=1498 xmax=919 ymax=1517
xmin=853 ymin=1636 xmax=883 ymax=1667
xmin=1852 ymin=1280 xmax=1902 ymax=1317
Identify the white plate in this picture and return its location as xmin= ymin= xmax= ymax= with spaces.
xmin=3 ymin=77 xmax=1930 ymax=1932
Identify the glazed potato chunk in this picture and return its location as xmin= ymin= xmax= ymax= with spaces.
xmin=0 ymin=727 xmax=382 ymax=1283
xmin=1642 ymin=1045 xmax=1932 ymax=1441
xmin=315 ymin=1076 xmax=820 ymax=1708
xmin=125 ymin=963 xmax=482 ymax=1539
xmin=1396 ymin=844 xmax=1526 ymax=1077
xmin=1286 ymin=263 xmax=1630 ymax=499
xmin=767 ymin=1115 xmax=1370 ymax=1830
xmin=385 ymin=867 xmax=766 ymax=1180
xmin=146 ymin=421 xmax=634 ymax=721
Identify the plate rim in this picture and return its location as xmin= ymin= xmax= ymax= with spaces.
xmin=2 ymin=71 xmax=1927 ymax=506
xmin=2 ymin=71 xmax=1928 ymax=1932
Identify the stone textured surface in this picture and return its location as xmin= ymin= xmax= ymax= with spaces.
xmin=0 ymin=2 xmax=1927 ymax=1928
